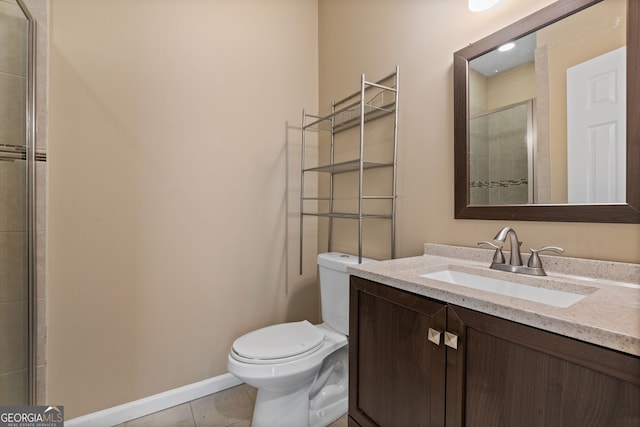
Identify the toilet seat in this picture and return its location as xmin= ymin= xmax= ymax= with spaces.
xmin=231 ymin=320 xmax=325 ymax=364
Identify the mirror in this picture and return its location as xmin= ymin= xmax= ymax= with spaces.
xmin=454 ymin=0 xmax=640 ymax=223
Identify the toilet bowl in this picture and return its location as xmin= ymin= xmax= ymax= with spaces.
xmin=228 ymin=322 xmax=347 ymax=427
xmin=227 ymin=252 xmax=374 ymax=427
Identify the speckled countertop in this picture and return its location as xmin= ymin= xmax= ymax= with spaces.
xmin=347 ymin=243 xmax=640 ymax=356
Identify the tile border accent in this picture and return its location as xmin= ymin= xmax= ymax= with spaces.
xmin=65 ymin=373 xmax=242 ymax=427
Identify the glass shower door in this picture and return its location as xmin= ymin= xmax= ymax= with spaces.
xmin=0 ymin=0 xmax=33 ymax=405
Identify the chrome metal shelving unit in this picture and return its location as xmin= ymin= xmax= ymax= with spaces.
xmin=299 ymin=67 xmax=399 ymax=273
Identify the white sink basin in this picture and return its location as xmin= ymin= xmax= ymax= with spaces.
xmin=421 ymin=269 xmax=587 ymax=308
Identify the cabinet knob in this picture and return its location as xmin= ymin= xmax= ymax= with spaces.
xmin=428 ymin=328 xmax=442 ymax=345
xmin=444 ymin=332 xmax=458 ymax=349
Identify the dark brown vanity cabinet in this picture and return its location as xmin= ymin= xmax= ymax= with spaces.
xmin=348 ymin=275 xmax=448 ymax=427
xmin=348 ymin=276 xmax=640 ymax=427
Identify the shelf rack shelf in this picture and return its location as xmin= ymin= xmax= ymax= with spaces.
xmin=299 ymin=67 xmax=399 ymax=273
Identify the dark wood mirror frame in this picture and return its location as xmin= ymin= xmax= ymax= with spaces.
xmin=454 ymin=0 xmax=640 ymax=223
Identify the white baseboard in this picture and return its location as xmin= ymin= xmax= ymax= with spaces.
xmin=65 ymin=373 xmax=242 ymax=427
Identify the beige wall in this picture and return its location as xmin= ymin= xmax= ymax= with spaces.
xmin=47 ymin=0 xmax=640 ymax=420
xmin=318 ymin=0 xmax=640 ymax=263
xmin=48 ymin=0 xmax=319 ymax=418
xmin=486 ymin=61 xmax=535 ymax=110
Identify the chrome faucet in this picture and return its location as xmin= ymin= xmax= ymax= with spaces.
xmin=478 ymin=226 xmax=564 ymax=276
xmin=494 ymin=226 xmax=523 ymax=267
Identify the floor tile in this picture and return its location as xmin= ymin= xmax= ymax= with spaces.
xmin=190 ymin=385 xmax=253 ymax=427
xmin=240 ymin=384 xmax=257 ymax=406
xmin=124 ymin=403 xmax=195 ymax=427
xmin=328 ymin=414 xmax=348 ymax=427
xmin=115 ymin=383 xmax=348 ymax=427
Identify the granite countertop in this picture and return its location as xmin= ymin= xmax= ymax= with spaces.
xmin=347 ymin=243 xmax=640 ymax=356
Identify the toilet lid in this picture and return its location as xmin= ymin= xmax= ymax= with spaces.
xmin=232 ymin=320 xmax=324 ymax=361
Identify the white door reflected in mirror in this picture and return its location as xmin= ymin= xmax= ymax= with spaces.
xmin=567 ymin=46 xmax=627 ymax=203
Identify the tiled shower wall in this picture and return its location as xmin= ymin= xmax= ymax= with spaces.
xmin=0 ymin=0 xmax=30 ymax=404
xmin=469 ymin=103 xmax=530 ymax=205
xmin=0 ymin=0 xmax=48 ymax=405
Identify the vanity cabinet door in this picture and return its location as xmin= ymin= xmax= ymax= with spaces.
xmin=447 ymin=305 xmax=640 ymax=427
xmin=349 ymin=276 xmax=447 ymax=427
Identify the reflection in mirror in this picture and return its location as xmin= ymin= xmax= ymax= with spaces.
xmin=454 ymin=0 xmax=640 ymax=223
xmin=566 ymin=45 xmax=626 ymax=203
xmin=468 ymin=0 xmax=626 ymax=205
xmin=469 ymin=100 xmax=533 ymax=205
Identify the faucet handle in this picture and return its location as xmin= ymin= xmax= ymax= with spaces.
xmin=527 ymin=246 xmax=564 ymax=268
xmin=478 ymin=241 xmax=505 ymax=264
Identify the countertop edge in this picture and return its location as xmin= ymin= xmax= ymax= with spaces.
xmin=348 ymin=252 xmax=640 ymax=357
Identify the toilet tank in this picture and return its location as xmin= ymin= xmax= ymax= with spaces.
xmin=317 ymin=252 xmax=375 ymax=335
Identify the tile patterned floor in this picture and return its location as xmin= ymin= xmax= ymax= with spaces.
xmin=114 ymin=384 xmax=348 ymax=427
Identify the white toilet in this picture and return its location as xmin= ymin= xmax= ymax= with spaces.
xmin=227 ymin=252 xmax=373 ymax=427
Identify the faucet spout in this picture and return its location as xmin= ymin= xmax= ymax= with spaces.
xmin=493 ymin=226 xmax=523 ymax=266
xmin=481 ymin=226 xmax=563 ymax=276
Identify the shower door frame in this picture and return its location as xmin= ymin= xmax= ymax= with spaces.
xmin=17 ymin=0 xmax=37 ymax=405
